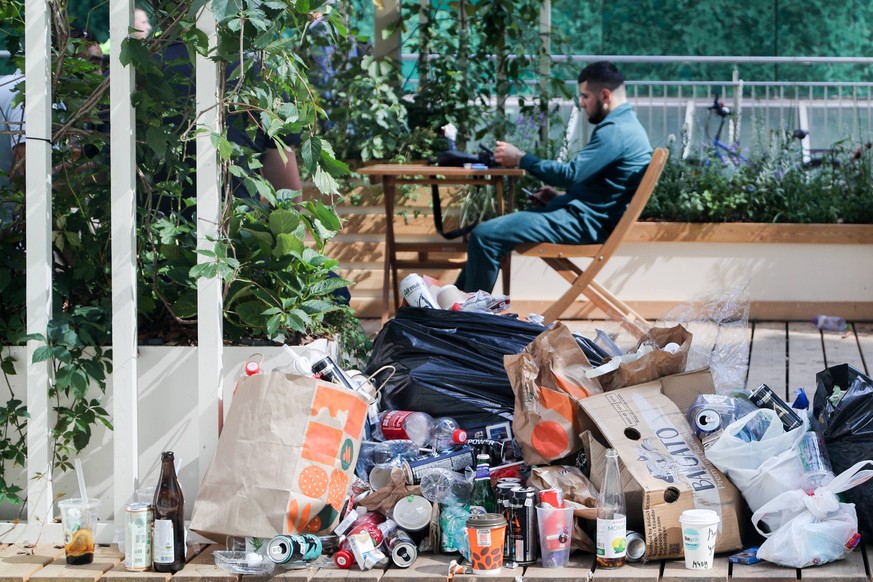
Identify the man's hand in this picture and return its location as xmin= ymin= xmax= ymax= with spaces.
xmin=533 ymin=186 xmax=559 ymax=206
xmin=495 ymin=141 xmax=525 ymax=167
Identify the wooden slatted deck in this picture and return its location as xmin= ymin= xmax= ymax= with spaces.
xmin=4 ymin=320 xmax=872 ymax=581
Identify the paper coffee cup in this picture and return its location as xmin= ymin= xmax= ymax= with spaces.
xmin=466 ymin=513 xmax=507 ymax=575
xmin=679 ymin=509 xmax=719 ymax=570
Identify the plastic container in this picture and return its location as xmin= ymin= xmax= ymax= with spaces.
xmin=392 ymin=495 xmax=433 ymax=532
xmin=798 ymin=431 xmax=836 ymax=494
xmin=536 ymin=504 xmax=573 ymax=568
xmin=378 ymin=411 xmax=435 ymax=447
xmin=213 ymin=550 xmax=275 ymax=575
xmin=419 ymin=468 xmax=472 ymax=506
xmin=431 ymin=417 xmax=468 ymax=453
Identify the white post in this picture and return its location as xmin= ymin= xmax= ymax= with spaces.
xmin=195 ymin=4 xmax=223 ymax=483
xmin=539 ymin=1 xmax=551 ymax=142
xmin=110 ymin=0 xmax=138 ymax=519
xmin=24 ymin=0 xmax=54 ymax=531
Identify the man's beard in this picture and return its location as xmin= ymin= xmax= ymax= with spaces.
xmin=588 ymin=99 xmax=607 ymax=124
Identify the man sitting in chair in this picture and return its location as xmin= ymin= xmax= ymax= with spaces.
xmin=455 ymin=60 xmax=652 ymax=294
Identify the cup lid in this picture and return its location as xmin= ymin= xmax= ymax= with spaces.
xmin=392 ymin=495 xmax=432 ymax=531
xmin=679 ymin=509 xmax=720 ymax=524
xmin=466 ymin=513 xmax=507 ymax=529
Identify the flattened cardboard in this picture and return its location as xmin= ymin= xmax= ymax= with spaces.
xmin=581 ymin=368 xmax=743 ymax=560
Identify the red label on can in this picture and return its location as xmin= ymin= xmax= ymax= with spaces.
xmin=380 ymin=411 xmax=413 ymax=440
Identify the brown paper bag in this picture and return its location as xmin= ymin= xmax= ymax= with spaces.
xmin=528 ymin=466 xmax=599 ymax=552
xmin=593 ymin=325 xmax=692 ymax=391
xmin=190 ymin=372 xmax=369 ymax=541
xmin=504 ymin=323 xmax=602 ymax=465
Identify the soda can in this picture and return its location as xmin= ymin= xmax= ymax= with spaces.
xmin=311 ymin=355 xmax=357 ymax=391
xmin=626 ymin=530 xmax=646 ymax=562
xmin=496 ymin=484 xmax=520 ymax=560
xmin=123 ymin=502 xmax=154 ymax=571
xmin=497 ymin=477 xmax=522 ymax=485
xmin=386 ymin=529 xmax=418 ymax=568
xmin=267 ymin=534 xmax=323 ymax=564
xmin=400 ymin=274 xmax=438 ymax=309
xmin=538 ymin=488 xmax=564 ymax=509
xmin=749 ymin=383 xmax=803 ymax=431
xmin=403 ymin=446 xmax=476 ymax=484
xmin=509 ymin=487 xmax=538 ymax=564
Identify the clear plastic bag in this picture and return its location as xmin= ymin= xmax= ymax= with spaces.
xmin=658 ymin=282 xmax=751 ymax=393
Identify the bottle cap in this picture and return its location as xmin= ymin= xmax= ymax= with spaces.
xmin=334 ymin=549 xmax=354 ymax=569
xmin=244 ymin=361 xmax=260 ymax=376
xmin=453 ymin=429 xmax=468 ymax=444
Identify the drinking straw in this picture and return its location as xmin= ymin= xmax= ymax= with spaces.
xmin=74 ymin=458 xmax=89 ymax=502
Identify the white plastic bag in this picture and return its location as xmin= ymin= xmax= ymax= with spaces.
xmin=705 ymin=409 xmax=807 ymax=512
xmin=752 ymin=461 xmax=873 ymax=568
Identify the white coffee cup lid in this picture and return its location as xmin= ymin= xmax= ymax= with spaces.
xmin=679 ymin=509 xmax=720 ymax=525
xmin=392 ymin=495 xmax=432 ymax=531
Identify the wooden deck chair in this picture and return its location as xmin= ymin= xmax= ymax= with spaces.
xmin=514 ymin=147 xmax=669 ymax=336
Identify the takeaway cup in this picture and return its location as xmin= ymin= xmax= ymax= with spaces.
xmin=58 ymin=498 xmax=101 ymax=565
xmin=536 ymin=504 xmax=573 ymax=568
xmin=466 ymin=513 xmax=507 ymax=575
xmin=679 ymin=509 xmax=720 ymax=569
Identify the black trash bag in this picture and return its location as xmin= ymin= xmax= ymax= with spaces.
xmin=813 ymin=363 xmax=873 ymax=533
xmin=365 ymin=307 xmax=607 ymax=431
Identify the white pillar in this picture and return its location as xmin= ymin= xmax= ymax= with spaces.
xmin=24 ymin=0 xmax=54 ymax=532
xmin=195 ymin=5 xmax=223 ymax=483
xmin=109 ymin=0 xmax=138 ymax=520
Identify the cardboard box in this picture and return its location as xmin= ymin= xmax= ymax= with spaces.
xmin=581 ymin=368 xmax=744 ymax=560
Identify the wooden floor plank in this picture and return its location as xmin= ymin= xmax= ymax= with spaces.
xmin=746 ymin=322 xmax=787 ymax=397
xmin=798 ymin=543 xmax=867 ymax=581
xmin=28 ymin=545 xmax=123 ymax=582
xmin=246 ymin=564 xmax=315 ymax=581
xmin=170 ymin=545 xmax=237 ymax=582
xmin=591 ymin=558 xmax=661 ymax=580
xmin=345 ymin=563 xmax=388 ymax=582
xmin=855 ymin=323 xmax=873 ymax=375
xmin=787 ymin=322 xmax=826 ymax=396
xmin=728 ymin=559 xmax=797 ymax=579
xmin=522 ymin=553 xmax=595 ymax=581
xmin=822 ymin=325 xmax=866 ymax=371
xmin=660 ymin=557 xmax=728 ymax=582
xmin=0 ymin=544 xmax=64 ymax=582
xmin=380 ymin=553 xmax=456 ymax=582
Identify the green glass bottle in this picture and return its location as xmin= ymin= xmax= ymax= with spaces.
xmin=469 ymin=454 xmax=496 ymax=514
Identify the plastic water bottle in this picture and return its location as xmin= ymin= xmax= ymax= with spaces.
xmin=419 ymin=468 xmax=473 ymax=506
xmin=431 ymin=418 xmax=468 ymax=453
xmin=812 ymin=315 xmax=847 ymax=332
xmin=377 ymin=411 xmax=435 ymax=447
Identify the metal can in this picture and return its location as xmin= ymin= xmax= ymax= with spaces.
xmin=267 ymin=534 xmax=323 ymax=564
xmin=400 ymin=274 xmax=438 ymax=309
xmin=403 ymin=446 xmax=476 ymax=484
xmin=123 ymin=502 xmax=154 ymax=571
xmin=496 ymin=484 xmax=520 ymax=560
xmin=386 ymin=529 xmax=418 ymax=568
xmin=538 ymin=488 xmax=564 ymax=509
xmin=508 ymin=487 xmax=538 ymax=564
xmin=626 ymin=530 xmax=646 ymax=562
xmin=311 ymin=355 xmax=357 ymax=391
xmin=749 ymin=383 xmax=803 ymax=431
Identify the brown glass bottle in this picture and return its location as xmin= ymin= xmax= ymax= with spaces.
xmin=152 ymin=451 xmax=186 ymax=572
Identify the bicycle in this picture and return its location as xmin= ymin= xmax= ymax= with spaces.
xmin=704 ymin=94 xmax=749 ymax=166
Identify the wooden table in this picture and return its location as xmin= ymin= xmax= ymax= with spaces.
xmin=356 ymin=164 xmax=525 ymax=323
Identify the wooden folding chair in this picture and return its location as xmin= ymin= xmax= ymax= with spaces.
xmin=514 ymin=147 xmax=669 ymax=336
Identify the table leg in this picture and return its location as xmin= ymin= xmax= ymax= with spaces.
xmin=382 ymin=176 xmax=398 ymax=324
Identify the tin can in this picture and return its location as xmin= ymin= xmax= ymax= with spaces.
xmin=267 ymin=533 xmax=323 ymax=564
xmin=497 ymin=477 xmax=522 ymax=486
xmin=311 ymin=355 xmax=357 ymax=391
xmin=400 ymin=274 xmax=438 ymax=309
xmin=403 ymin=446 xmax=476 ymax=484
xmin=386 ymin=529 xmax=418 ymax=568
xmin=496 ymin=484 xmax=520 ymax=560
xmin=749 ymin=383 xmax=803 ymax=431
xmin=508 ymin=487 xmax=538 ymax=564
xmin=626 ymin=530 xmax=646 ymax=562
xmin=538 ymin=488 xmax=564 ymax=509
xmin=123 ymin=502 xmax=154 ymax=571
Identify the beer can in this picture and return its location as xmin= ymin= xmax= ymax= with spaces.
xmin=267 ymin=534 xmax=323 ymax=564
xmin=496 ymin=484 xmax=520 ymax=560
xmin=538 ymin=488 xmax=564 ymax=509
xmin=497 ymin=477 xmax=522 ymax=485
xmin=509 ymin=487 xmax=538 ymax=564
xmin=626 ymin=530 xmax=646 ymax=562
xmin=400 ymin=274 xmax=438 ymax=309
xmin=123 ymin=502 xmax=154 ymax=571
xmin=311 ymin=355 xmax=357 ymax=391
xmin=386 ymin=529 xmax=418 ymax=568
xmin=749 ymin=383 xmax=803 ymax=431
xmin=403 ymin=446 xmax=476 ymax=484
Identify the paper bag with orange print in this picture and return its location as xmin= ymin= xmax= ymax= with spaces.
xmin=504 ymin=323 xmax=602 ymax=465
xmin=190 ymin=372 xmax=369 ymax=541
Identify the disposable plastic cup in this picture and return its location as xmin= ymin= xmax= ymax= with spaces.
xmin=58 ymin=498 xmax=101 ymax=565
xmin=392 ymin=495 xmax=433 ymax=533
xmin=536 ymin=504 xmax=573 ymax=568
xmin=679 ymin=509 xmax=719 ymax=570
xmin=135 ymin=485 xmax=156 ymax=503
xmin=466 ymin=513 xmax=507 ymax=576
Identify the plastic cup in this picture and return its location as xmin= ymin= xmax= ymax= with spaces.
xmin=466 ymin=513 xmax=507 ymax=576
xmin=536 ymin=504 xmax=573 ymax=568
xmin=58 ymin=498 xmax=100 ymax=565
xmin=135 ymin=485 xmax=156 ymax=504
xmin=679 ymin=509 xmax=719 ymax=570
xmin=392 ymin=495 xmax=432 ymax=533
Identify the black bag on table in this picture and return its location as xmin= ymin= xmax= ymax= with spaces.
xmin=813 ymin=363 xmax=873 ymax=533
xmin=364 ymin=307 xmax=607 ymax=431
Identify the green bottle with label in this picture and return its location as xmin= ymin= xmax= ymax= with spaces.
xmin=469 ymin=454 xmax=496 ymax=514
